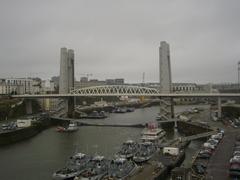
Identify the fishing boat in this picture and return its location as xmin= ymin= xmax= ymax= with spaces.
xmin=52 ymin=153 xmax=91 ymax=180
xmin=115 ymin=140 xmax=137 ymax=159
xmin=102 ymin=158 xmax=138 ymax=180
xmin=133 ymin=142 xmax=157 ymax=163
xmin=77 ymin=155 xmax=109 ymax=180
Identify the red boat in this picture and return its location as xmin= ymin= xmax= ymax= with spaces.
xmin=56 ymin=126 xmax=65 ymax=132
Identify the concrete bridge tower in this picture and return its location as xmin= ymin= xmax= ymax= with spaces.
xmin=159 ymin=41 xmax=174 ymax=120
xmin=59 ymin=47 xmax=75 ymax=117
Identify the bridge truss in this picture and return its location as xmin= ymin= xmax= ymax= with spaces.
xmin=70 ymin=85 xmax=160 ymax=96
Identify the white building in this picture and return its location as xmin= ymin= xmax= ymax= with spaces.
xmin=0 ymin=79 xmax=24 ymax=95
xmin=5 ymin=78 xmax=34 ymax=94
xmin=41 ymin=80 xmax=55 ymax=93
xmin=0 ymin=78 xmax=46 ymax=95
xmin=59 ymin=47 xmax=74 ymax=94
xmin=172 ymin=83 xmax=198 ymax=92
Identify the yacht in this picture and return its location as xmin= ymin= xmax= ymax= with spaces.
xmin=140 ymin=123 xmax=166 ymax=145
xmin=115 ymin=140 xmax=137 ymax=159
xmin=102 ymin=158 xmax=138 ymax=180
xmin=77 ymin=155 xmax=109 ymax=180
xmin=67 ymin=122 xmax=79 ymax=132
xmin=133 ymin=142 xmax=157 ymax=163
xmin=87 ymin=111 xmax=107 ymax=119
xmin=112 ymin=107 xmax=127 ymax=113
xmin=52 ymin=153 xmax=91 ymax=180
xmin=126 ymin=107 xmax=135 ymax=112
xmin=56 ymin=121 xmax=78 ymax=132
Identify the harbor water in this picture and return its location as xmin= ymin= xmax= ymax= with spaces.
xmin=0 ymin=105 xmax=208 ymax=180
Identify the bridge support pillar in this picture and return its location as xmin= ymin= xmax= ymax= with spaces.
xmin=171 ymin=97 xmax=175 ymax=118
xmin=174 ymin=120 xmax=178 ymax=128
xmin=67 ymin=97 xmax=75 ymax=118
xmin=25 ymin=100 xmax=32 ymax=115
xmin=217 ymin=97 xmax=222 ymax=119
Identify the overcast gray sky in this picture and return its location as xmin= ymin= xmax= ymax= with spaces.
xmin=0 ymin=0 xmax=239 ymax=83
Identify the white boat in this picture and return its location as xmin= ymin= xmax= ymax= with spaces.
xmin=67 ymin=122 xmax=78 ymax=132
xmin=140 ymin=122 xmax=166 ymax=145
xmin=56 ymin=121 xmax=78 ymax=132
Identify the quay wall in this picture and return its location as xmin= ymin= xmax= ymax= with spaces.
xmin=222 ymin=105 xmax=240 ymax=118
xmin=177 ymin=121 xmax=211 ymax=136
xmin=0 ymin=116 xmax=54 ymax=146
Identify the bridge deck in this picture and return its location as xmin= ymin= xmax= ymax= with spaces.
xmin=11 ymin=93 xmax=240 ymax=98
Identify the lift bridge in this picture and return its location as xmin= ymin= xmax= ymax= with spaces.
xmin=11 ymin=85 xmax=240 ymax=118
xmin=12 ymin=85 xmax=240 ymax=97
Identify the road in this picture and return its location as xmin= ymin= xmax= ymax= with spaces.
xmin=206 ymin=129 xmax=238 ymax=180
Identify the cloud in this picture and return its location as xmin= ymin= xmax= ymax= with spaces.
xmin=0 ymin=0 xmax=239 ymax=83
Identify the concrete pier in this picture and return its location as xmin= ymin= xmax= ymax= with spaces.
xmin=25 ymin=100 xmax=32 ymax=115
xmin=159 ymin=41 xmax=174 ymax=121
xmin=217 ymin=97 xmax=222 ymax=119
xmin=59 ymin=47 xmax=75 ymax=117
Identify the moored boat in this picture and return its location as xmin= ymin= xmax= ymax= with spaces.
xmin=126 ymin=107 xmax=135 ymax=112
xmin=102 ymin=158 xmax=138 ymax=180
xmin=133 ymin=142 xmax=157 ymax=163
xmin=56 ymin=121 xmax=78 ymax=132
xmin=112 ymin=107 xmax=127 ymax=113
xmin=52 ymin=153 xmax=91 ymax=180
xmin=141 ymin=122 xmax=166 ymax=145
xmin=115 ymin=140 xmax=137 ymax=159
xmin=76 ymin=155 xmax=109 ymax=180
xmin=87 ymin=111 xmax=108 ymax=119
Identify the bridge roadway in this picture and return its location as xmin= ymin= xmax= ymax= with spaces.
xmin=11 ymin=93 xmax=240 ymax=98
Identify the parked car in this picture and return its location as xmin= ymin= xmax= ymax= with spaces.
xmin=211 ymin=133 xmax=223 ymax=140
xmin=204 ymin=143 xmax=215 ymax=150
xmin=193 ymin=163 xmax=206 ymax=174
xmin=197 ymin=152 xmax=211 ymax=159
xmin=207 ymin=139 xmax=219 ymax=146
xmin=233 ymin=151 xmax=240 ymax=156
xmin=229 ymin=163 xmax=240 ymax=177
